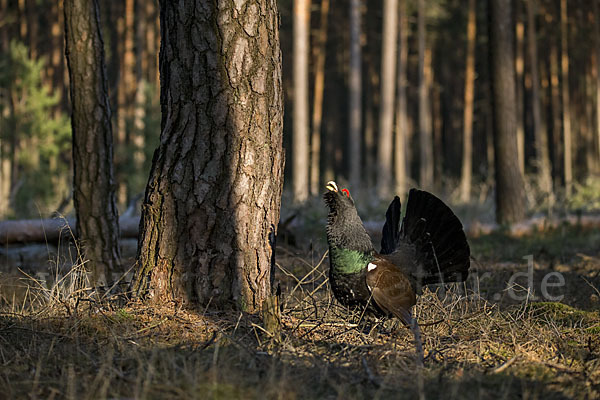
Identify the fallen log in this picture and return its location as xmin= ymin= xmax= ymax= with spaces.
xmin=365 ymin=214 xmax=600 ymax=239
xmin=0 ymin=216 xmax=140 ymax=244
xmin=466 ymin=214 xmax=600 ymax=237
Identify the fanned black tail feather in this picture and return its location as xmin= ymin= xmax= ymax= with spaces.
xmin=386 ymin=189 xmax=470 ymax=286
xmin=381 ymin=196 xmax=401 ymax=255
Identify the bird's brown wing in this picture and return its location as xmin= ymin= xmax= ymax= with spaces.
xmin=365 ymin=256 xmax=416 ymax=325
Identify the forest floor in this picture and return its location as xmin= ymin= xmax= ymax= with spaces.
xmin=0 ymin=224 xmax=599 ymax=399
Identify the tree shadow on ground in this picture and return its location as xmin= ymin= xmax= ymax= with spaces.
xmin=1 ymin=300 xmax=598 ymax=399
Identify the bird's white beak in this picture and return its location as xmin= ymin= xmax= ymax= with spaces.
xmin=326 ymin=181 xmax=338 ymax=192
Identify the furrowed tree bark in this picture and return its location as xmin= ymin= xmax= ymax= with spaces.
xmin=525 ymin=0 xmax=553 ymax=203
xmin=488 ymin=0 xmax=525 ymax=224
xmin=377 ymin=0 xmax=398 ymax=199
xmin=293 ymin=0 xmax=310 ymax=203
xmin=133 ymin=1 xmax=284 ymax=313
xmin=459 ymin=0 xmax=476 ymax=203
xmin=64 ymin=0 xmax=121 ymax=289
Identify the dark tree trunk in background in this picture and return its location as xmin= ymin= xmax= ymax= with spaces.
xmin=560 ymin=0 xmax=573 ymax=196
xmin=514 ymin=0 xmax=525 ymax=175
xmin=64 ymin=0 xmax=122 ymax=289
xmin=133 ymin=1 xmax=284 ymax=313
xmin=293 ymin=0 xmax=310 ymax=203
xmin=526 ymin=0 xmax=553 ymax=203
xmin=549 ymin=43 xmax=563 ymax=187
xmin=488 ymin=0 xmax=525 ymax=224
xmin=348 ymin=0 xmax=362 ymax=189
xmin=417 ymin=0 xmax=433 ymax=191
xmin=459 ymin=0 xmax=476 ymax=203
xmin=595 ymin=0 xmax=600 ymax=169
xmin=377 ymin=0 xmax=398 ymax=199
xmin=310 ymin=0 xmax=329 ymax=196
xmin=394 ymin=0 xmax=408 ymax=198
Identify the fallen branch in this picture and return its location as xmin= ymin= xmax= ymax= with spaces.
xmin=0 ymin=216 xmax=140 ymax=244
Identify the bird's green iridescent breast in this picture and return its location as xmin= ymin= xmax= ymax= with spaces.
xmin=329 ymin=247 xmax=373 ymax=275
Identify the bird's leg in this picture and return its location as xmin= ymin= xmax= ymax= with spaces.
xmin=368 ymin=318 xmax=383 ymax=339
xmin=410 ymin=316 xmax=425 ymax=400
xmin=410 ymin=317 xmax=424 ymax=367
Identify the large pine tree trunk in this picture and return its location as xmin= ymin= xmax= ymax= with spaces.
xmin=293 ymin=0 xmax=310 ymax=203
xmin=459 ymin=0 xmax=476 ymax=203
xmin=133 ymin=1 xmax=284 ymax=313
xmin=526 ymin=0 xmax=553 ymax=203
xmin=488 ymin=0 xmax=525 ymax=224
xmin=348 ymin=0 xmax=362 ymax=189
xmin=64 ymin=0 xmax=122 ymax=288
xmin=560 ymin=0 xmax=573 ymax=196
xmin=377 ymin=0 xmax=398 ymax=199
xmin=417 ymin=0 xmax=433 ymax=191
xmin=394 ymin=0 xmax=408 ymax=198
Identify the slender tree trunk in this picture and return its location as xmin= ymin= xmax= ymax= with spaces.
xmin=349 ymin=0 xmax=362 ymax=189
xmin=25 ymin=0 xmax=37 ymax=59
xmin=364 ymin=64 xmax=376 ymax=186
xmin=489 ymin=0 xmax=526 ymax=224
xmin=526 ymin=0 xmax=553 ymax=202
xmin=584 ymin=68 xmax=596 ymax=174
xmin=50 ymin=0 xmax=65 ymax=101
xmin=594 ymin=0 xmax=600 ymax=173
xmin=64 ymin=0 xmax=121 ymax=289
xmin=137 ymin=0 xmax=148 ymax=84
xmin=147 ymin=1 xmax=159 ymax=87
xmin=394 ymin=0 xmax=408 ymax=198
xmin=120 ymin=0 xmax=136 ymax=202
xmin=18 ymin=0 xmax=27 ymax=41
xmin=549 ymin=43 xmax=563 ymax=187
xmin=133 ymin=1 xmax=284 ymax=312
xmin=377 ymin=0 xmax=398 ymax=199
xmin=310 ymin=0 xmax=329 ymax=196
xmin=0 ymin=140 xmax=10 ymax=217
xmin=0 ymin=49 xmax=8 ymax=215
xmin=418 ymin=0 xmax=433 ymax=191
xmin=460 ymin=0 xmax=476 ymax=203
xmin=514 ymin=0 xmax=525 ymax=175
xmin=560 ymin=0 xmax=572 ymax=197
xmin=432 ymin=70 xmax=442 ymax=188
xmin=486 ymin=97 xmax=495 ymax=187
xmin=133 ymin=0 xmax=147 ymax=194
xmin=0 ymin=0 xmax=7 ymax=52
xmin=293 ymin=0 xmax=310 ymax=203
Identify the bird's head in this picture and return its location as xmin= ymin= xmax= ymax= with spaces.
xmin=323 ymin=181 xmax=373 ymax=252
xmin=323 ymin=181 xmax=356 ymax=215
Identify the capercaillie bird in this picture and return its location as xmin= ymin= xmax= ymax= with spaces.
xmin=324 ymin=181 xmax=470 ymax=325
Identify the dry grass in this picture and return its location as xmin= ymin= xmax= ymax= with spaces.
xmin=1 ymin=229 xmax=599 ymax=399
